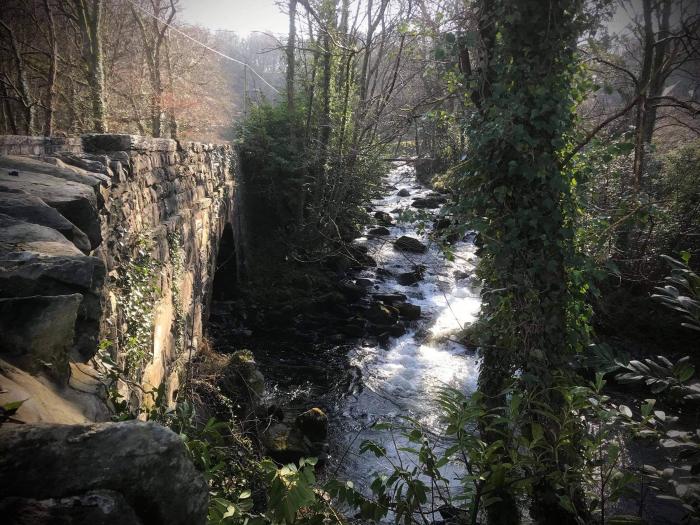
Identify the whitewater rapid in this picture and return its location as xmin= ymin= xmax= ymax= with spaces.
xmin=331 ymin=163 xmax=482 ymax=494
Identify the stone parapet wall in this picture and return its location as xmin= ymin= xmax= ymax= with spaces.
xmin=0 ymin=134 xmax=238 ymax=422
xmin=0 ymin=135 xmax=83 ymax=156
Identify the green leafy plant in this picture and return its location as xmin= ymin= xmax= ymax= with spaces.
xmin=651 ymin=253 xmax=700 ymax=332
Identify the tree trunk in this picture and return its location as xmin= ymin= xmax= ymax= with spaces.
xmin=632 ymin=0 xmax=655 ymax=189
xmin=0 ymin=20 xmax=35 ymax=134
xmin=286 ymin=0 xmax=297 ymax=114
xmin=43 ymin=0 xmax=58 ymax=136
xmin=74 ymin=0 xmax=107 ymax=132
xmin=643 ymin=0 xmax=672 ymax=145
xmin=468 ymin=0 xmax=589 ymax=523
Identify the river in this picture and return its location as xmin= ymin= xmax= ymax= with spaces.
xmin=327 ymin=163 xmax=482 ymax=512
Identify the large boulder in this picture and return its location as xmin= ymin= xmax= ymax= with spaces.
xmin=295 ymin=407 xmax=328 ymax=442
xmin=0 ymin=294 xmax=82 ymax=382
xmin=0 ymin=213 xmax=83 ymax=257
xmin=0 ymin=215 xmax=106 ymax=360
xmin=394 ymin=236 xmax=427 ymax=254
xmin=0 ymin=421 xmax=209 ymax=525
xmin=0 ymin=191 xmax=91 ymax=253
xmin=396 ymin=302 xmax=421 ymax=320
xmin=0 ymin=155 xmax=109 ymax=192
xmin=261 ymin=422 xmax=313 ymax=464
xmin=220 ymin=350 xmax=265 ymax=407
xmin=373 ymin=211 xmax=394 ymax=226
xmin=397 ymin=269 xmax=423 ymax=286
xmin=364 ymin=303 xmax=399 ymax=325
xmin=368 ymin=226 xmax=390 ymax=236
xmin=411 ymin=195 xmax=446 ymax=209
xmin=0 ymin=166 xmax=102 ymax=249
xmin=0 ymin=490 xmax=142 ymax=525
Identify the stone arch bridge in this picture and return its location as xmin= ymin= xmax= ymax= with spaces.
xmin=0 ymin=134 xmax=243 ymax=423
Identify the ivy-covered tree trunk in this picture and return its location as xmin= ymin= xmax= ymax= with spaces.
xmin=461 ymin=0 xmax=590 ymax=523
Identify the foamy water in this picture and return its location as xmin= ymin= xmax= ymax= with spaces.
xmin=331 ymin=164 xmax=482 ymax=498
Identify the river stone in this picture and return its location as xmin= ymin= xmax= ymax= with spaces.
xmin=433 ymin=217 xmax=451 ymax=230
xmin=261 ymin=422 xmax=313 ymax=463
xmin=368 ymin=226 xmax=390 ymax=236
xmin=397 ymin=188 xmax=410 ymax=197
xmin=0 ymin=167 xmax=101 ymax=249
xmin=220 ymin=350 xmax=265 ymax=405
xmin=396 ymin=302 xmax=421 ymax=320
xmin=373 ymin=211 xmax=394 ymax=226
xmin=397 ymin=269 xmax=423 ymax=286
xmin=0 ymin=191 xmax=90 ymax=253
xmin=412 ymin=195 xmax=446 ymax=209
xmin=365 ymin=303 xmax=399 ymax=325
xmin=0 ymin=490 xmax=142 ymax=525
xmin=0 ymin=294 xmax=82 ymax=382
xmin=295 ymin=407 xmax=328 ymax=442
xmin=394 ymin=236 xmax=427 ymax=254
xmin=372 ymin=292 xmax=407 ymax=304
xmin=0 ymin=421 xmax=208 ymax=525
xmin=337 ymin=278 xmax=366 ymax=301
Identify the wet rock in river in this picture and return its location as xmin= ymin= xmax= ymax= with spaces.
xmin=372 ymin=292 xmax=407 ymax=304
xmin=397 ymin=188 xmax=410 ymax=197
xmin=355 ymin=278 xmax=373 ymax=288
xmin=295 ymin=407 xmax=328 ymax=442
xmin=261 ymin=423 xmax=311 ymax=463
xmin=389 ymin=322 xmax=406 ymax=338
xmin=453 ymin=270 xmax=472 ymax=281
xmin=396 ymin=302 xmax=421 ymax=320
xmin=373 ymin=211 xmax=394 ymax=225
xmin=397 ymin=268 xmax=423 ymax=286
xmin=433 ymin=217 xmax=451 ymax=230
xmin=411 ymin=195 xmax=446 ymax=209
xmin=364 ymin=303 xmax=399 ymax=325
xmin=337 ymin=279 xmax=366 ymax=301
xmin=262 ymin=408 xmax=330 ymax=464
xmin=394 ymin=235 xmax=427 ymax=253
xmin=339 ymin=318 xmax=367 ymax=338
xmin=368 ymin=226 xmax=390 ymax=236
xmin=220 ymin=350 xmax=265 ymax=405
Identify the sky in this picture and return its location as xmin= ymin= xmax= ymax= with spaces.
xmin=178 ymin=0 xmax=289 ymax=36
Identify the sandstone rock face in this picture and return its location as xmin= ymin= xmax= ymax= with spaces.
xmin=0 ymin=191 xmax=91 ymax=253
xmin=0 ymin=166 xmax=102 ymax=248
xmin=0 ymin=421 xmax=208 ymax=525
xmin=0 ymin=294 xmax=82 ymax=381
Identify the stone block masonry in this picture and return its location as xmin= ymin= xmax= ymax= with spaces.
xmin=0 ymin=134 xmax=239 ymax=423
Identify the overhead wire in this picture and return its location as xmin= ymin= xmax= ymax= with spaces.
xmin=124 ymin=0 xmax=281 ymax=94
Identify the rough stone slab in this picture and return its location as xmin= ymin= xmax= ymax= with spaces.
xmin=0 ymin=213 xmax=83 ymax=257
xmin=0 ymin=359 xmax=107 ymax=424
xmin=0 ymin=224 xmax=106 ymax=361
xmin=0 ymin=421 xmax=208 ymax=525
xmin=0 ymin=490 xmax=142 ymax=525
xmin=83 ymin=134 xmax=177 ymax=153
xmin=0 ymin=167 xmax=102 ymax=249
xmin=0 ymin=191 xmax=91 ymax=253
xmin=0 ymin=154 xmax=108 ymax=190
xmin=0 ymin=294 xmax=82 ymax=381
